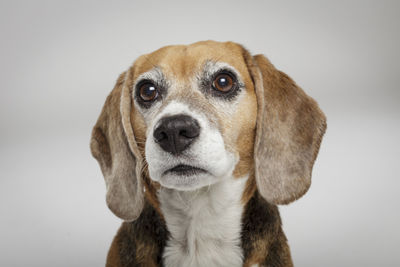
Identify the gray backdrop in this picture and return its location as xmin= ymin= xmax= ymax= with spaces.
xmin=1 ymin=0 xmax=399 ymax=266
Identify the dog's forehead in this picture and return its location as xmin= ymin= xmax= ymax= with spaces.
xmin=132 ymin=41 xmax=249 ymax=80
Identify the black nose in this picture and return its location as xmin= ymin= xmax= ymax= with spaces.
xmin=153 ymin=115 xmax=200 ymax=155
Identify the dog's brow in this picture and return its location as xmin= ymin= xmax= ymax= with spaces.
xmin=201 ymin=61 xmax=243 ymax=81
xmin=134 ymin=67 xmax=169 ymax=88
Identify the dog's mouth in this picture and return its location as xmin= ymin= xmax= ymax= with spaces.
xmin=164 ymin=164 xmax=207 ymax=176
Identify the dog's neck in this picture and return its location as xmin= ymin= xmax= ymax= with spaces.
xmin=158 ymin=174 xmax=248 ymax=267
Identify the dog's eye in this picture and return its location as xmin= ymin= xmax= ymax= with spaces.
xmin=139 ymin=82 xmax=158 ymax=102
xmin=212 ymin=73 xmax=235 ymax=92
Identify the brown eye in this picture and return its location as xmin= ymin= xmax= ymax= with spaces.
xmin=212 ymin=73 xmax=235 ymax=92
xmin=139 ymin=82 xmax=158 ymax=101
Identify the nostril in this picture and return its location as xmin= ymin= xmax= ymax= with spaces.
xmin=179 ymin=120 xmax=200 ymax=139
xmin=154 ymin=128 xmax=168 ymax=143
xmin=179 ymin=129 xmax=196 ymax=139
xmin=180 ymin=129 xmax=199 ymax=138
xmin=179 ymin=130 xmax=187 ymax=137
xmin=159 ymin=131 xmax=168 ymax=141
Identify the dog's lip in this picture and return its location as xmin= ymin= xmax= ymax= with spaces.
xmin=163 ymin=164 xmax=207 ymax=176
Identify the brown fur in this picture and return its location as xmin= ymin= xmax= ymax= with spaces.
xmin=241 ymin=190 xmax=293 ymax=267
xmin=249 ymin=53 xmax=326 ymax=205
xmin=90 ymin=72 xmax=144 ymax=221
xmin=106 ymin=187 xmax=293 ymax=267
xmin=90 ymin=40 xmax=326 ymax=266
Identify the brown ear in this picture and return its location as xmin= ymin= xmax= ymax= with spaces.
xmin=90 ymin=72 xmax=144 ymax=221
xmin=248 ymin=54 xmax=326 ymax=204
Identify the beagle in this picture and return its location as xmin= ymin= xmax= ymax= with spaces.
xmin=90 ymin=40 xmax=326 ymax=267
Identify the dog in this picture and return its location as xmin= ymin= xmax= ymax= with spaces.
xmin=90 ymin=40 xmax=326 ymax=267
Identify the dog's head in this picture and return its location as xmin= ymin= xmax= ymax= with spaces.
xmin=90 ymin=41 xmax=326 ymax=221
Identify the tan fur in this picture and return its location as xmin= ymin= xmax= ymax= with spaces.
xmin=248 ymin=53 xmax=327 ymax=205
xmin=106 ymin=233 xmax=122 ymax=267
xmin=130 ymin=40 xmax=259 ymax=177
xmin=243 ymin=239 xmax=269 ymax=267
xmin=90 ymin=72 xmax=144 ymax=221
xmin=90 ymin=40 xmax=326 ymax=266
xmin=130 ymin=106 xmax=163 ymax=214
xmin=241 ymin=172 xmax=257 ymax=205
xmin=134 ymin=242 xmax=159 ymax=266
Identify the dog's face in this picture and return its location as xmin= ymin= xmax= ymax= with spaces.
xmin=130 ymin=42 xmax=257 ymax=190
xmin=91 ymin=41 xmax=326 ymax=221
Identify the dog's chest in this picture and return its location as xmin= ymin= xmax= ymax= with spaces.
xmin=158 ymin=176 xmax=248 ymax=267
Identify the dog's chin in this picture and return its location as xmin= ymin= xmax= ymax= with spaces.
xmin=157 ymin=165 xmax=220 ymax=191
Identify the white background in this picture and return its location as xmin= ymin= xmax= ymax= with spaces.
xmin=1 ymin=0 xmax=399 ymax=266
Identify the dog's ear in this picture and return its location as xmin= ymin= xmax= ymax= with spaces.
xmin=90 ymin=72 xmax=144 ymax=221
xmin=246 ymin=53 xmax=326 ymax=204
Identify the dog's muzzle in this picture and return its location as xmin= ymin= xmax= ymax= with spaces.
xmin=153 ymin=115 xmax=200 ymax=155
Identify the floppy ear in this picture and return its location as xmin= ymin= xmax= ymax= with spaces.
xmin=248 ymin=54 xmax=326 ymax=205
xmin=90 ymin=72 xmax=144 ymax=221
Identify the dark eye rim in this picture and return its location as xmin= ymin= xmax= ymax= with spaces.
xmin=208 ymin=70 xmax=241 ymax=99
xmin=139 ymin=82 xmax=158 ymax=101
xmin=212 ymin=72 xmax=236 ymax=92
xmin=135 ymin=79 xmax=161 ymax=108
